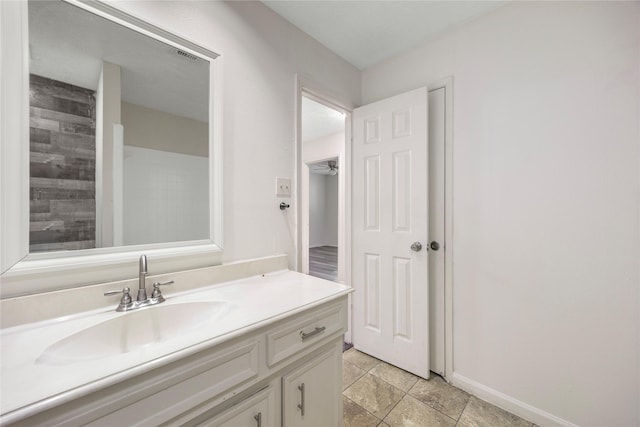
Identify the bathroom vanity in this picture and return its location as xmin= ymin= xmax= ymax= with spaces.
xmin=0 ymin=269 xmax=351 ymax=426
xmin=0 ymin=1 xmax=350 ymax=424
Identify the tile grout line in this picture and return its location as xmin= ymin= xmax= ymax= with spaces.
xmin=455 ymin=396 xmax=471 ymax=424
xmin=342 ymin=395 xmax=383 ymax=426
xmin=357 ymin=358 xmax=412 ymax=424
xmin=345 ymin=350 xmax=534 ymax=427
xmin=378 ymin=389 xmax=407 ymax=425
xmin=404 ymin=380 xmax=468 ymax=425
xmin=345 ymin=355 xmax=460 ymax=426
xmin=366 ymin=357 xmax=465 ymax=424
xmin=401 ymin=390 xmax=460 ymax=426
xmin=344 ymin=357 xmax=407 ymax=424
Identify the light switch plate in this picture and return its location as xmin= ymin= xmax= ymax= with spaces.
xmin=276 ymin=177 xmax=291 ymax=197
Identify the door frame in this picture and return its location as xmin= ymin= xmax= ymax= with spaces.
xmin=427 ymin=76 xmax=454 ymax=381
xmin=295 ymin=75 xmax=354 ymax=342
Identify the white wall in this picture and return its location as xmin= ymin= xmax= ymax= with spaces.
xmin=309 ymin=172 xmax=338 ymax=247
xmin=115 ymin=1 xmax=360 ymax=267
xmin=303 ymin=132 xmax=345 ymax=164
xmin=325 ymin=173 xmax=339 ymax=246
xmin=363 ymin=2 xmax=640 ymax=426
xmin=309 ymin=172 xmax=325 ymax=247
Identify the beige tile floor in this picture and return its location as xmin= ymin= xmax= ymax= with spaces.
xmin=342 ymin=348 xmax=537 ymax=427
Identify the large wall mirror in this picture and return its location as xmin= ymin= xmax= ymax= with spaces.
xmin=0 ymin=0 xmax=223 ymax=297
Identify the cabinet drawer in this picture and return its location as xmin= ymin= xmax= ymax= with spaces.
xmin=266 ymin=302 xmax=346 ymax=367
xmin=87 ymin=339 xmax=260 ymax=426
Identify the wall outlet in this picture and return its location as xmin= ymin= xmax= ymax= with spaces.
xmin=276 ymin=177 xmax=291 ymax=197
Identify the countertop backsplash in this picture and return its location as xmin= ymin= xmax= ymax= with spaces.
xmin=0 ymin=254 xmax=288 ymax=329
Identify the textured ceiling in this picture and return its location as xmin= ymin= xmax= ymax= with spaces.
xmin=302 ymin=97 xmax=345 ymax=143
xmin=263 ymin=1 xmax=506 ymax=70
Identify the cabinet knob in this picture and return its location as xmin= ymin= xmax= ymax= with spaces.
xmin=254 ymin=412 xmax=262 ymax=427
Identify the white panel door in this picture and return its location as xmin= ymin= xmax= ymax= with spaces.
xmin=352 ymin=87 xmax=429 ymax=378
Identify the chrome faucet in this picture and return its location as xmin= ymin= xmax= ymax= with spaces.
xmin=104 ymin=255 xmax=174 ymax=312
xmin=138 ymin=254 xmax=148 ymax=302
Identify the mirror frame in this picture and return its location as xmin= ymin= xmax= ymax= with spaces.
xmin=0 ymin=0 xmax=223 ymax=298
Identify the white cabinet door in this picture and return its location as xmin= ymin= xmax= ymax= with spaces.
xmin=282 ymin=346 xmax=342 ymax=427
xmin=352 ymin=86 xmax=430 ymax=378
xmin=199 ymin=386 xmax=276 ymax=427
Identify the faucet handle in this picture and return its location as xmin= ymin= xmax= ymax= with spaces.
xmin=104 ymin=287 xmax=133 ymax=311
xmin=104 ymin=287 xmax=132 ymax=300
xmin=151 ymin=280 xmax=174 ymax=301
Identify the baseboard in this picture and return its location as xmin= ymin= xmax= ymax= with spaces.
xmin=451 ymin=372 xmax=578 ymax=427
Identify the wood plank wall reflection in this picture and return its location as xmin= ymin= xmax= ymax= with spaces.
xmin=29 ymin=74 xmax=97 ymax=252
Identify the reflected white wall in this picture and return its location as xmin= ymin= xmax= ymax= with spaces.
xmin=123 ymin=146 xmax=209 ymax=245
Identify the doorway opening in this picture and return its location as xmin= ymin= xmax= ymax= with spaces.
xmin=308 ymin=158 xmax=340 ymax=282
xmin=300 ymin=95 xmax=346 ymax=284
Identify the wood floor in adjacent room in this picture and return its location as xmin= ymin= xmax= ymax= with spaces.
xmin=309 ymin=245 xmax=338 ymax=282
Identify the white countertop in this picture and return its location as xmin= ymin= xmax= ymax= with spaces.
xmin=0 ymin=270 xmax=351 ymax=423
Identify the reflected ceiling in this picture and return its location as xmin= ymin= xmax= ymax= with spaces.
xmin=28 ymin=0 xmax=209 ymax=122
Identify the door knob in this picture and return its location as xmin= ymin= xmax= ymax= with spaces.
xmin=410 ymin=242 xmax=422 ymax=252
xmin=430 ymin=241 xmax=440 ymax=251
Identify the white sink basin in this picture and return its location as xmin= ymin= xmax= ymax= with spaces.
xmin=37 ymin=301 xmax=230 ymax=365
